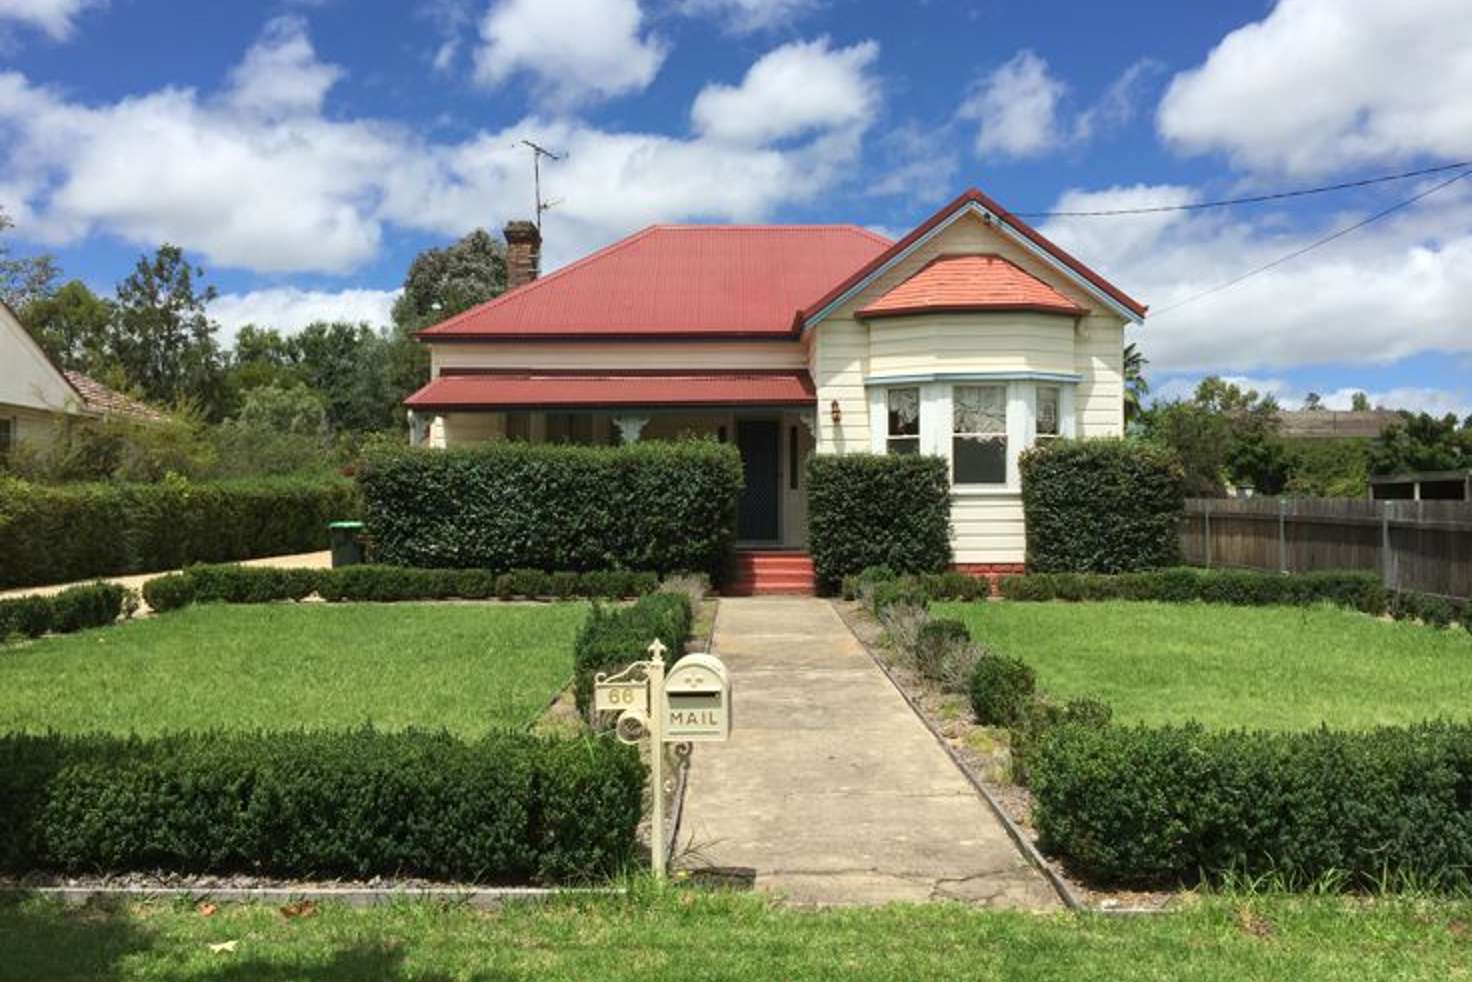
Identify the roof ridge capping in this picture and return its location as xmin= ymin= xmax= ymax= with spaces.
xmin=797 ymin=188 xmax=1148 ymax=330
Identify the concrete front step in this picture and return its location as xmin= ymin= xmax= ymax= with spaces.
xmin=728 ymin=550 xmax=817 ymax=595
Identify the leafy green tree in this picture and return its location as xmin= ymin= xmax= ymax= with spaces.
xmin=1302 ymin=391 xmax=1323 ymax=411
xmin=1123 ymin=342 xmax=1149 ymax=426
xmin=1368 ymin=412 xmax=1472 ymax=475
xmin=391 ymin=228 xmax=507 ymax=333
xmin=1141 ymin=377 xmax=1288 ymax=496
xmin=18 ymin=280 xmax=115 ymax=372
xmin=109 ymin=245 xmax=227 ymax=418
xmin=292 ymin=321 xmax=397 ymax=434
xmin=1350 ymin=391 xmax=1371 ymax=412
xmin=0 ymin=207 xmax=59 ymax=309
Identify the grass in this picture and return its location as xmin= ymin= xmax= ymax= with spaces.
xmin=1 ymin=889 xmax=1469 ymax=981
xmin=0 ymin=602 xmax=586 ymax=736
xmin=934 ymin=600 xmax=1472 ymax=731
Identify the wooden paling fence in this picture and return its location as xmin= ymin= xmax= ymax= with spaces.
xmin=1181 ymin=497 xmax=1472 ymax=601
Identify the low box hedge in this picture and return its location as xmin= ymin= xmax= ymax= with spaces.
xmin=1030 ymin=721 xmax=1472 ymax=889
xmin=0 ymin=475 xmax=359 ymax=589
xmin=806 ymin=454 xmax=952 ymax=593
xmin=356 ymin=441 xmax=743 ymax=578
xmin=0 ymin=728 xmax=643 ymax=884
xmin=1020 ymin=439 xmax=1185 ymax=573
xmin=141 ymin=564 xmax=661 ymax=612
xmin=574 ymin=593 xmax=693 ymax=715
xmin=998 ymin=568 xmax=1389 ymax=615
xmin=0 ymin=582 xmax=133 ymax=642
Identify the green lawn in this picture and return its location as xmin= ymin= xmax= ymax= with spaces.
xmin=934 ymin=600 xmax=1472 ymax=731
xmin=1 ymin=890 xmax=1468 ymax=981
xmin=0 ymin=603 xmax=585 ymax=736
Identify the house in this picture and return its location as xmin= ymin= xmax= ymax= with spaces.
xmin=0 ymin=300 xmax=163 ymax=460
xmin=405 ymin=188 xmax=1146 ymax=591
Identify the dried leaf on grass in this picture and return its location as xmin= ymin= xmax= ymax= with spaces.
xmin=280 ymin=899 xmax=319 ymax=919
xmin=195 ymin=902 xmax=217 ymax=917
xmin=207 ymin=940 xmax=239 ymax=954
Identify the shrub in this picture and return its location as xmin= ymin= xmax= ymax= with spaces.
xmin=188 ymin=564 xmax=322 ymax=604
xmin=0 ymin=729 xmax=642 ymax=884
xmin=356 ymin=441 xmax=744 ymax=578
xmin=142 ymin=574 xmax=195 ymax=613
xmin=658 ymin=572 xmax=710 ymax=608
xmin=1009 ymin=695 xmax=1114 ymax=784
xmin=968 ymin=653 xmax=1036 ymax=727
xmin=868 ymin=579 xmax=930 ymax=618
xmin=573 ymin=593 xmax=693 ymax=715
xmin=999 ymin=568 xmax=1390 ymax=616
xmin=1019 ymin=439 xmax=1185 ymax=573
xmin=999 ymin=574 xmax=1055 ymax=602
xmin=913 ymin=619 xmax=972 ymax=685
xmin=507 ymin=569 xmax=552 ymax=599
xmin=0 ymin=583 xmax=130 ymax=642
xmin=1030 ymin=721 xmax=1472 ymax=890
xmin=549 ymin=571 xmax=581 ymax=600
xmin=1390 ymin=590 xmax=1457 ymax=628
xmin=0 ymin=475 xmax=359 ymax=589
xmin=917 ymin=570 xmax=986 ymax=602
xmin=806 ymin=454 xmax=952 ymax=592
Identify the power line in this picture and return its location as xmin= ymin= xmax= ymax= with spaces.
xmin=1149 ymin=167 xmax=1472 ymax=319
xmin=1010 ymin=160 xmax=1472 ymax=218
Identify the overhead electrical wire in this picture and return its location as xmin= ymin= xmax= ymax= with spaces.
xmin=1010 ymin=160 xmax=1472 ymax=218
xmin=1147 ymin=166 xmax=1472 ymax=319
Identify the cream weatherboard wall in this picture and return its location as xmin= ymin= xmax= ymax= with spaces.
xmin=0 ymin=303 xmax=81 ymax=453
xmin=806 ymin=209 xmax=1129 ymax=565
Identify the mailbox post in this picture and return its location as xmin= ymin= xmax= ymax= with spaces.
xmin=593 ymin=639 xmax=731 ymax=880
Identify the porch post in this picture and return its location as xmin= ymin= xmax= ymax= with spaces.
xmin=613 ymin=415 xmax=650 ymax=444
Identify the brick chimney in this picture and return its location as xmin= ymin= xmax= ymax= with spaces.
xmin=503 ymin=220 xmax=541 ymax=292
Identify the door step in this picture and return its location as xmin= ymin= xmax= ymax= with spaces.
xmin=726 ymin=551 xmax=816 ymax=596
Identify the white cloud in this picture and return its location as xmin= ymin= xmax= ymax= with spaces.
xmin=691 ymin=37 xmax=879 ymax=145
xmin=0 ymin=0 xmax=103 ymax=40
xmin=1158 ymin=0 xmax=1472 ymax=176
xmin=1040 ymin=181 xmax=1472 ymax=375
xmin=226 ymin=16 xmax=344 ymax=118
xmin=1154 ymin=376 xmax=1471 ymax=418
xmin=679 ymin=0 xmax=820 ymax=34
xmin=1072 ymin=58 xmax=1161 ymax=143
xmin=0 ymin=20 xmax=879 ymax=275
xmin=209 ymin=287 xmax=400 ymax=342
xmin=472 ymin=0 xmax=666 ymax=108
xmin=959 ymin=50 xmax=1064 ymax=159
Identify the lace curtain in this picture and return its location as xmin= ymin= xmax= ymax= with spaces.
xmin=953 ymin=386 xmax=1006 ymax=434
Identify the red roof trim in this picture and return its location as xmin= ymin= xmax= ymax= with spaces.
xmin=420 ymin=332 xmax=806 ymax=343
xmin=860 ymin=302 xmax=1086 ymax=320
xmin=404 ymin=369 xmax=817 ymax=411
xmin=797 ymin=188 xmax=1147 ymax=326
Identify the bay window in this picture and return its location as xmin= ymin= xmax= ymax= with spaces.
xmin=869 ymin=376 xmax=1076 ymax=490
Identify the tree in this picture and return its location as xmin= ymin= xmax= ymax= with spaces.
xmin=0 ymin=207 xmax=59 ymax=309
xmin=1368 ymin=412 xmax=1472 ymax=476
xmin=292 ymin=321 xmax=396 ymax=434
xmin=1123 ymin=342 xmax=1149 ymax=425
xmin=109 ymin=245 xmax=226 ymax=418
xmin=391 ymin=228 xmax=507 ymax=333
xmin=1302 ymin=392 xmax=1323 ymax=411
xmin=18 ymin=280 xmax=115 ymax=372
xmin=1140 ymin=376 xmax=1287 ymax=496
xmin=1350 ymin=391 xmax=1371 ymax=412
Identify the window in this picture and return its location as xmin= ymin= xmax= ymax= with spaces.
xmin=547 ymin=413 xmax=595 ymax=445
xmin=886 ymin=387 xmax=920 ymax=455
xmin=0 ymin=418 xmax=12 ymax=460
xmin=952 ymin=385 xmax=1007 ymax=485
xmin=504 ymin=413 xmax=531 ymax=441
xmin=1036 ymin=386 xmax=1061 ymax=441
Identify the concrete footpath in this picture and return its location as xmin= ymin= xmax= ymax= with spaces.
xmin=0 ymin=551 xmax=332 ymax=604
xmin=679 ymin=597 xmax=1058 ymax=908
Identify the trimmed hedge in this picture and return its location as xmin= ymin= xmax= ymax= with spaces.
xmin=142 ymin=563 xmax=661 ymax=611
xmin=356 ymin=441 xmax=743 ymax=578
xmin=998 ymin=567 xmax=1390 ymax=615
xmin=574 ymin=593 xmax=693 ymax=715
xmin=0 ymin=728 xmax=643 ymax=884
xmin=968 ymin=653 xmax=1036 ymax=727
xmin=0 ymin=582 xmax=133 ymax=642
xmin=1019 ymin=439 xmax=1184 ymax=573
xmin=0 ymin=476 xmax=359 ymax=589
xmin=807 ymin=454 xmax=952 ymax=592
xmin=1031 ymin=721 xmax=1472 ymax=889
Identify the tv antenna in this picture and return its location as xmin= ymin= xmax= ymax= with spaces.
xmin=519 ymin=139 xmax=564 ymax=232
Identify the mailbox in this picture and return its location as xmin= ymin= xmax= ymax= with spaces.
xmin=662 ymin=652 xmax=730 ymax=742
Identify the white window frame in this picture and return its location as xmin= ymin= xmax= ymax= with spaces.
xmin=868 ymin=378 xmax=1076 ymax=495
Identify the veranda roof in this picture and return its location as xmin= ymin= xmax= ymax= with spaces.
xmin=404 ymin=370 xmax=817 ymax=411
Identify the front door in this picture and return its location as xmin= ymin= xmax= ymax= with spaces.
xmin=736 ymin=420 xmax=780 ymax=541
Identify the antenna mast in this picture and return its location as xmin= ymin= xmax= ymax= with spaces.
xmin=519 ymin=139 xmax=563 ymax=233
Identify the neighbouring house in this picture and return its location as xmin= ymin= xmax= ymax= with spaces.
xmin=405 ymin=188 xmax=1146 ymax=590
xmin=1278 ymin=408 xmax=1402 ymax=440
xmin=0 ymin=300 xmax=164 ymax=460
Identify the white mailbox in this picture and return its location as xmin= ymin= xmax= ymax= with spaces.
xmin=662 ymin=652 xmax=731 ymax=743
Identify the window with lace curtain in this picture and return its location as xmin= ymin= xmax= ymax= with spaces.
xmin=952 ymin=385 xmax=1007 ymax=485
xmin=1037 ymin=386 xmax=1061 ymax=441
xmin=886 ymin=387 xmax=920 ymax=454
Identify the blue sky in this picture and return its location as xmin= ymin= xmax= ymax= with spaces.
xmin=2 ymin=0 xmax=1470 ymax=415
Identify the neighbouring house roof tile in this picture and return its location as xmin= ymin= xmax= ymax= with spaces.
xmin=416 ymin=225 xmax=892 ymax=340
xmin=404 ymin=370 xmax=817 ymax=411
xmin=857 ymin=253 xmax=1088 ymax=319
xmin=62 ymin=371 xmax=168 ymax=422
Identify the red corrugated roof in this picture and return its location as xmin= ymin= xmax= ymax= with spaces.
xmin=857 ymin=254 xmax=1086 ymax=319
xmin=417 ymin=225 xmax=891 ymax=340
xmin=799 ymin=188 xmax=1148 ymax=324
xmin=404 ymin=370 xmax=816 ymax=410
